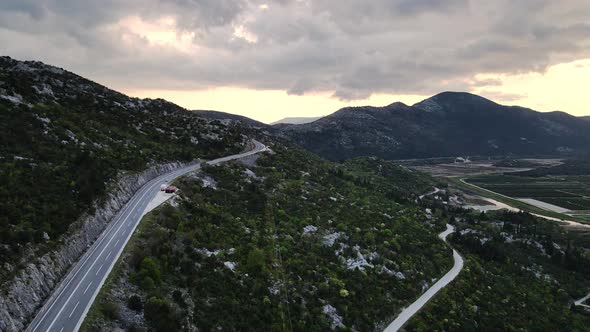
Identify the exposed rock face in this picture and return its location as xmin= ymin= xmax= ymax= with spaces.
xmin=0 ymin=161 xmax=186 ymax=332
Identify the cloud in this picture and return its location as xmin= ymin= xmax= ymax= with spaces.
xmin=471 ymin=78 xmax=503 ymax=87
xmin=1 ymin=0 xmax=590 ymax=100
xmin=477 ymin=90 xmax=528 ymax=103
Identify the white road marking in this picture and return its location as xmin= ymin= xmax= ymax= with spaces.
xmin=83 ymin=282 xmax=93 ymax=295
xmin=29 ymin=186 xmax=144 ymax=332
xmin=115 ymin=239 xmax=120 ymax=246
xmin=43 ymin=183 xmax=153 ymax=332
xmin=58 ymin=327 xmax=64 ymax=332
xmin=72 ymin=181 xmax=168 ymax=332
xmin=69 ymin=301 xmax=80 ymax=318
xmin=106 ymin=251 xmax=112 ymax=260
xmin=96 ymin=264 xmax=104 ymax=276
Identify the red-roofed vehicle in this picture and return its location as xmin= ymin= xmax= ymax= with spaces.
xmin=164 ymin=186 xmax=178 ymax=193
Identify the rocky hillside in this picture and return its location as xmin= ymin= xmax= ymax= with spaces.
xmin=275 ymin=92 xmax=590 ymax=161
xmin=82 ymin=143 xmax=453 ymax=331
xmin=0 ymin=56 xmax=247 ymax=293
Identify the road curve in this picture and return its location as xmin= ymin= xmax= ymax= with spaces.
xmin=574 ymin=293 xmax=590 ymax=309
xmin=384 ymin=224 xmax=464 ymax=332
xmin=26 ymin=140 xmax=267 ymax=332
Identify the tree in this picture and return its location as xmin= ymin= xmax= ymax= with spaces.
xmin=127 ymin=295 xmax=143 ymax=311
xmin=245 ymin=248 xmax=266 ymax=274
xmin=144 ymin=297 xmax=179 ymax=331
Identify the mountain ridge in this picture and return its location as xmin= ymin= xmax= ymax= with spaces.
xmin=271 ymin=116 xmax=322 ymax=125
xmin=274 ymin=91 xmax=590 ymax=160
xmin=193 ymin=109 xmax=268 ymax=128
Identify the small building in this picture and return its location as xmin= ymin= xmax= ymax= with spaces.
xmin=165 ymin=186 xmax=178 ymax=193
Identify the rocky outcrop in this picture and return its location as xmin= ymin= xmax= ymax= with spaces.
xmin=0 ymin=161 xmax=187 ymax=332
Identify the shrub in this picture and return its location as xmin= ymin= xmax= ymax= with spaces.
xmin=100 ymin=300 xmax=120 ymax=320
xmin=127 ymin=294 xmax=143 ymax=311
xmin=144 ymin=296 xmax=179 ymax=331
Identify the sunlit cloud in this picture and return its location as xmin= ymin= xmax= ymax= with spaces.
xmin=232 ymin=24 xmax=258 ymax=43
xmin=116 ymin=15 xmax=197 ymax=53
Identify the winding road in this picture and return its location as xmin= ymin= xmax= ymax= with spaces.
xmin=26 ymin=140 xmax=267 ymax=332
xmin=384 ymin=224 xmax=464 ymax=332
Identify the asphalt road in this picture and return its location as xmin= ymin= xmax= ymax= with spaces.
xmin=26 ymin=140 xmax=267 ymax=332
xmin=384 ymin=224 xmax=464 ymax=332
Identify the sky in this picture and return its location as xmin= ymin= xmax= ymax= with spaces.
xmin=1 ymin=0 xmax=590 ymax=123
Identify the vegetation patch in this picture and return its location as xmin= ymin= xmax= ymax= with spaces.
xmin=408 ymin=210 xmax=590 ymax=331
xmin=82 ymin=144 xmax=454 ymax=331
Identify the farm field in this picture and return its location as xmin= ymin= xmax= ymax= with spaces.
xmin=465 ymin=175 xmax=590 ymax=213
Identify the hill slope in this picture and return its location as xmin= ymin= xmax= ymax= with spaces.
xmin=271 ymin=116 xmax=321 ymax=125
xmin=193 ymin=110 xmax=268 ymax=128
xmin=83 ymin=143 xmax=454 ymax=331
xmin=275 ymin=92 xmax=590 ymax=161
xmin=0 ymin=56 xmax=246 ymax=280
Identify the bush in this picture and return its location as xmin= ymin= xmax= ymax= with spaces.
xmin=144 ymin=297 xmax=179 ymax=331
xmin=100 ymin=300 xmax=120 ymax=320
xmin=171 ymin=290 xmax=186 ymax=308
xmin=127 ymin=294 xmax=143 ymax=311
xmin=245 ymin=248 xmax=266 ymax=274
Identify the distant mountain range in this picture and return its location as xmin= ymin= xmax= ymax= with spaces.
xmin=581 ymin=116 xmax=590 ymax=122
xmin=271 ymin=116 xmax=321 ymax=125
xmin=274 ymin=92 xmax=590 ymax=160
xmin=193 ymin=110 xmax=268 ymax=128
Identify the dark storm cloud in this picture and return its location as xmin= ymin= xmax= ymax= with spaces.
xmin=1 ymin=0 xmax=589 ymax=99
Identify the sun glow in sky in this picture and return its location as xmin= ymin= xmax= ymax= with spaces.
xmin=123 ymin=87 xmax=427 ymax=123
xmin=124 ymin=58 xmax=590 ymax=124
xmin=473 ymin=59 xmax=590 ymax=115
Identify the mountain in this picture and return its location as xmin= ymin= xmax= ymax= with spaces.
xmin=0 ymin=56 xmax=248 ymax=286
xmin=275 ymin=92 xmax=590 ymax=161
xmin=271 ymin=116 xmax=321 ymax=125
xmin=581 ymin=116 xmax=590 ymax=122
xmin=194 ymin=110 xmax=269 ymax=128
